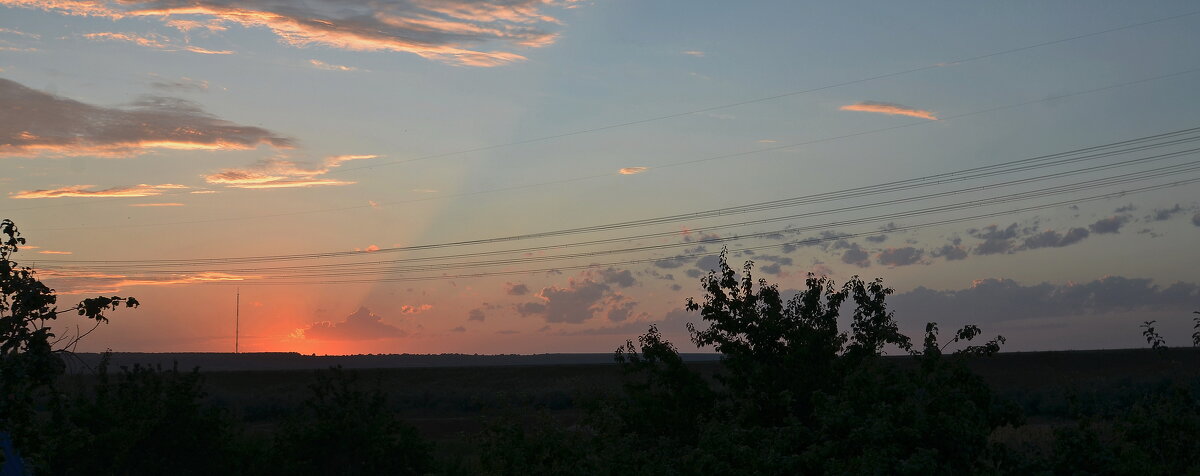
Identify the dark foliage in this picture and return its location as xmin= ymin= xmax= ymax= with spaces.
xmin=272 ymin=366 xmax=431 ymax=476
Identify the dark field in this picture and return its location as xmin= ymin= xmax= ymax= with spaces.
xmin=59 ymin=347 xmax=1200 ymax=442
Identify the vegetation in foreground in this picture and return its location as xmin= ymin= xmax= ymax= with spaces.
xmin=3 ymin=218 xmax=1200 ymax=474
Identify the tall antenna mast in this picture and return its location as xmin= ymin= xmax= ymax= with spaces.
xmin=235 ymin=287 xmax=240 ymax=354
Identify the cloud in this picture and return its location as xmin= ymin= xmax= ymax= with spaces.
xmin=11 ymin=183 xmax=186 ymax=199
xmin=516 ymin=272 xmax=634 ymax=324
xmin=877 ymin=247 xmax=923 ymax=267
xmin=309 ymin=59 xmax=363 ymax=72
xmin=148 ymin=75 xmax=210 ymax=92
xmin=681 ymin=50 xmax=704 ymax=57
xmin=931 ymin=243 xmax=968 ymax=261
xmin=451 ymin=325 xmax=466 ymax=332
xmin=593 ymin=267 xmax=636 ymax=288
xmin=1088 ymin=215 xmax=1129 ymax=234
xmin=39 ymin=269 xmax=251 ymax=294
xmin=1194 ymin=212 xmax=1200 ymax=227
xmin=204 ymin=154 xmax=376 ymax=189
xmin=297 ymin=306 xmax=404 ymax=341
xmin=1145 ymin=204 xmax=1187 ymax=222
xmin=840 ymin=243 xmax=870 ymax=267
xmin=505 ymin=282 xmax=530 ymax=295
xmin=1021 ymin=228 xmax=1089 ymax=250
xmin=81 ymin=31 xmax=233 ymax=54
xmin=619 ymin=167 xmax=648 ymax=175
xmin=37 ymin=250 xmax=72 ymax=255
xmin=0 ymin=77 xmax=291 ymax=157
xmin=467 ymin=309 xmax=486 ymax=321
xmin=399 ymin=304 xmax=432 ymax=314
xmin=891 ymin=276 xmax=1200 ymax=326
xmin=8 ymin=0 xmax=582 ymax=67
xmin=969 ymin=223 xmax=1021 ymax=255
xmin=128 ymin=202 xmax=184 ymax=207
xmin=839 ymin=101 xmax=938 ymax=120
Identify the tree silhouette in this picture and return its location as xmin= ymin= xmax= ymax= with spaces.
xmin=0 ymin=219 xmax=138 ymax=461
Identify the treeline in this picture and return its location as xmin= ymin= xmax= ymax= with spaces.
xmin=3 ymin=217 xmax=1200 ymax=474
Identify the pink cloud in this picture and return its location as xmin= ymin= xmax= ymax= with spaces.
xmin=4 ymin=0 xmax=583 ymax=66
xmin=839 ymin=101 xmax=938 ymax=120
xmin=11 ymin=183 xmax=187 ymax=199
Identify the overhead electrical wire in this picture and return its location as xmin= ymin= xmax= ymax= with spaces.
xmin=58 ymin=159 xmax=1200 ymax=279
xmin=34 ymin=126 xmax=1200 ymax=268
xmin=198 ymin=178 xmax=1200 ymax=285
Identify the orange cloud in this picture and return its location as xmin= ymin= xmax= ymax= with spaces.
xmin=11 ymin=183 xmax=187 ymax=199
xmin=82 ymin=31 xmax=233 ymax=54
xmin=309 ymin=59 xmax=363 ymax=72
xmin=204 ymin=154 xmax=376 ymax=189
xmin=37 ymin=250 xmax=72 ymax=255
xmin=38 ymin=269 xmax=255 ymax=294
xmin=619 ymin=167 xmax=648 ymax=175
xmin=399 ymin=304 xmax=433 ymax=314
xmin=5 ymin=0 xmax=582 ymax=66
xmin=0 ymin=77 xmax=292 ymax=158
xmin=839 ymin=101 xmax=938 ymax=120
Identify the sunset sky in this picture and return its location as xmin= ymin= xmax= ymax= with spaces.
xmin=2 ymin=1 xmax=1199 ymax=354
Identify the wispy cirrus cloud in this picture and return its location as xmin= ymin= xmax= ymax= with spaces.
xmin=4 ymin=0 xmax=583 ymax=66
xmin=37 ymin=250 xmax=72 ymax=255
xmin=840 ymin=101 xmax=938 ymax=120
xmin=0 ymin=77 xmax=292 ymax=158
xmin=309 ymin=59 xmax=364 ymax=72
xmin=39 ymin=269 xmax=252 ymax=294
xmin=204 ymin=154 xmax=376 ymax=189
xmin=619 ymin=167 xmax=648 ymax=175
xmin=11 ymin=183 xmax=187 ymax=199
xmin=81 ymin=31 xmax=233 ymax=54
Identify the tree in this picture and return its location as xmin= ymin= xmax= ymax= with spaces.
xmin=609 ymin=249 xmax=1018 ymax=473
xmin=0 ymin=219 xmax=138 ymax=458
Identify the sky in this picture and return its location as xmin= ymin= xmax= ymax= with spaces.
xmin=2 ymin=1 xmax=1199 ymax=355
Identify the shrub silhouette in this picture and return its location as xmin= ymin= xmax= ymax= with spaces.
xmin=0 ymin=219 xmax=137 ymax=464
xmin=41 ymin=359 xmax=247 ymax=475
xmin=272 ymin=366 xmax=431 ymax=475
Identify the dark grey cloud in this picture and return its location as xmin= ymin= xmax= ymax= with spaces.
xmin=891 ymin=277 xmax=1200 ymax=326
xmin=517 ymin=279 xmax=613 ymax=324
xmin=504 ymin=282 xmax=529 ymax=296
xmin=865 ymin=234 xmax=888 ymax=243
xmin=653 ymin=255 xmax=690 ymax=269
xmin=596 ymin=267 xmax=637 ymax=288
xmin=148 ymin=76 xmax=209 ymax=93
xmin=1114 ymin=203 xmax=1137 ymax=213
xmin=1193 ymin=212 xmax=1200 ymax=227
xmin=969 ymin=223 xmax=1021 ymax=255
xmin=1146 ymin=204 xmax=1187 ymax=222
xmin=931 ymin=243 xmax=968 ymax=261
xmin=451 ymin=326 xmax=466 ymax=333
xmin=467 ymin=309 xmax=486 ymax=321
xmin=299 ymin=307 xmax=404 ymax=341
xmin=760 ymin=263 xmax=782 ymax=275
xmin=0 ymin=77 xmax=292 ymax=157
xmin=876 ymin=247 xmax=923 ymax=267
xmin=694 ymin=254 xmax=722 ymax=273
xmin=840 ymin=243 xmax=870 ymax=268
xmin=1089 ymin=215 xmax=1130 ymax=234
xmin=1021 ymin=227 xmax=1090 ymax=250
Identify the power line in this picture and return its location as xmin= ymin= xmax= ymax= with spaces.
xmin=34 ymin=126 xmax=1200 ymax=267
xmin=194 ymin=178 xmax=1200 ymax=285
